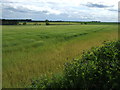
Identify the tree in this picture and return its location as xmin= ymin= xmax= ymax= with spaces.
xmin=84 ymin=22 xmax=87 ymax=25
xmin=23 ymin=22 xmax=26 ymax=25
xmin=45 ymin=19 xmax=49 ymax=25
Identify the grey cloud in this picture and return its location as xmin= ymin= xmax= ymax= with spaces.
xmin=4 ymin=7 xmax=29 ymax=13
xmin=108 ymin=9 xmax=120 ymax=13
xmin=2 ymin=4 xmax=62 ymax=20
xmin=2 ymin=7 xmax=47 ymax=20
xmin=2 ymin=1 xmax=18 ymax=3
xmin=85 ymin=2 xmax=113 ymax=8
xmin=2 ymin=1 xmax=117 ymax=22
xmin=108 ymin=9 xmax=118 ymax=12
xmin=2 ymin=5 xmax=50 ymax=14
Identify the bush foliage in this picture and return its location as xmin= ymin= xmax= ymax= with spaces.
xmin=29 ymin=41 xmax=120 ymax=89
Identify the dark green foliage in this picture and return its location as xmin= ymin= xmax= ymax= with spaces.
xmin=2 ymin=20 xmax=19 ymax=25
xmin=84 ymin=22 xmax=87 ymax=25
xmin=64 ymin=41 xmax=120 ymax=89
xmin=45 ymin=20 xmax=50 ymax=25
xmin=29 ymin=41 xmax=120 ymax=89
xmin=23 ymin=22 xmax=27 ymax=25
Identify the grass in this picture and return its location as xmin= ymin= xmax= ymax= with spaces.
xmin=2 ymin=24 xmax=118 ymax=88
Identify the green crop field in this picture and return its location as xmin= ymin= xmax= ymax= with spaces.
xmin=2 ymin=24 xmax=118 ymax=88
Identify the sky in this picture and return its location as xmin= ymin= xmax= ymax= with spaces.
xmin=1 ymin=0 xmax=120 ymax=22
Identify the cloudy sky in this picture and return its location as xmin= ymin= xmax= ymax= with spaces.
xmin=2 ymin=0 xmax=119 ymax=22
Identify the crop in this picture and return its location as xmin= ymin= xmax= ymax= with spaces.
xmin=2 ymin=24 xmax=118 ymax=87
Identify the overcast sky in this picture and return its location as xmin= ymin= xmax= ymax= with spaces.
xmin=1 ymin=0 xmax=119 ymax=22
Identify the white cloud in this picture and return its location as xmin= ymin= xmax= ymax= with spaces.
xmin=2 ymin=0 xmax=119 ymax=21
xmin=3 ymin=3 xmax=62 ymax=15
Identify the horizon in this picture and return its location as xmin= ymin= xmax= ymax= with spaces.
xmin=1 ymin=18 xmax=119 ymax=22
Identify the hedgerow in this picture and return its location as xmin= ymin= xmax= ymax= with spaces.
xmin=29 ymin=40 xmax=120 ymax=89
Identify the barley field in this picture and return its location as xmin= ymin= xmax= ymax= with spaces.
xmin=2 ymin=24 xmax=118 ymax=88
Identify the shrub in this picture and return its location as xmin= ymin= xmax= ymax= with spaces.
xmin=29 ymin=41 xmax=120 ymax=89
xmin=45 ymin=20 xmax=49 ymax=25
xmin=23 ymin=22 xmax=27 ymax=25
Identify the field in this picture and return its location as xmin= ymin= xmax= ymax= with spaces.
xmin=2 ymin=24 xmax=118 ymax=88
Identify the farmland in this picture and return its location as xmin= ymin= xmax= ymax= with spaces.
xmin=2 ymin=24 xmax=118 ymax=88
